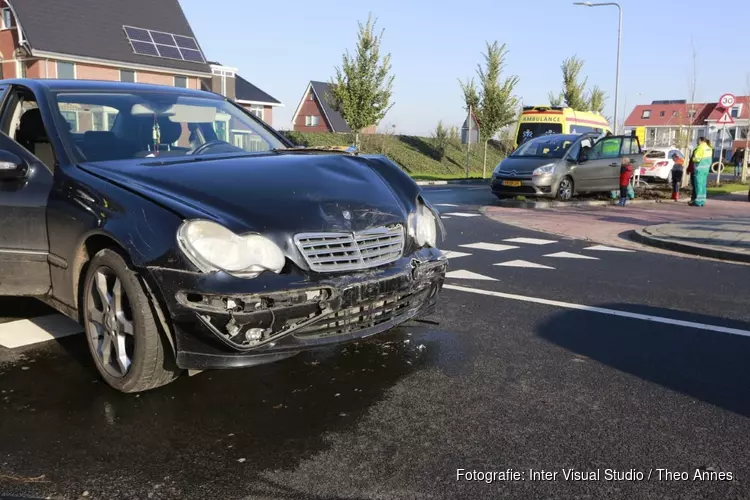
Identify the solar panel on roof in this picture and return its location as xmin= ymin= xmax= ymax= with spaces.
xmin=150 ymin=31 xmax=176 ymax=46
xmin=124 ymin=26 xmax=151 ymax=42
xmin=174 ymin=35 xmax=199 ymax=50
xmin=123 ymin=25 xmax=206 ymax=64
xmin=156 ymin=44 xmax=182 ymax=60
xmin=180 ymin=49 xmax=205 ymax=63
xmin=130 ymin=40 xmax=160 ymax=57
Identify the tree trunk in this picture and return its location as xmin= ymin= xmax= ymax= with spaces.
xmin=355 ymin=132 xmax=360 ymax=150
xmin=483 ymin=140 xmax=488 ymax=179
xmin=742 ymin=130 xmax=750 ymax=183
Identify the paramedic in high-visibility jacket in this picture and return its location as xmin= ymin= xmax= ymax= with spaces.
xmin=689 ymin=138 xmax=713 ymax=207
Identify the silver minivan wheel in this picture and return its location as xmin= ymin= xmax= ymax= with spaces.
xmin=556 ymin=177 xmax=573 ymax=200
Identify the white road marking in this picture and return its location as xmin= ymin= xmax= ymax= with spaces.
xmin=443 ymin=212 xmax=481 ymax=218
xmin=494 ymin=259 xmax=555 ymax=269
xmin=460 ymin=242 xmax=519 ymax=252
xmin=443 ymin=284 xmax=750 ymax=338
xmin=440 ymin=216 xmax=451 ymax=219
xmin=441 ymin=250 xmax=472 ymax=259
xmin=503 ymin=237 xmax=558 ymax=245
xmin=584 ymin=245 xmax=636 ymax=252
xmin=0 ymin=314 xmax=83 ymax=349
xmin=435 ymin=203 xmax=460 ymax=207
xmin=445 ymin=270 xmax=498 ymax=281
xmin=544 ymin=251 xmax=599 ymax=260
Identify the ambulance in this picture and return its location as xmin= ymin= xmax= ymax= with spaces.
xmin=514 ymin=106 xmax=611 ymax=148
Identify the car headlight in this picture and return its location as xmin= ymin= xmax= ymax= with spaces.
xmin=407 ymin=202 xmax=437 ymax=247
xmin=177 ymin=220 xmax=285 ymax=278
xmin=532 ymin=163 xmax=556 ymax=176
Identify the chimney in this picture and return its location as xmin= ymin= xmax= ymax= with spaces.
xmin=209 ymin=64 xmax=237 ymax=100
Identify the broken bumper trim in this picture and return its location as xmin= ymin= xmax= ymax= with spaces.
xmin=147 ymin=249 xmax=447 ymax=370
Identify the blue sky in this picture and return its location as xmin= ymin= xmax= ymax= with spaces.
xmin=181 ymin=0 xmax=749 ymax=136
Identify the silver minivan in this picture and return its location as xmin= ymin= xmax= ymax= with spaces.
xmin=490 ymin=133 xmax=643 ymax=200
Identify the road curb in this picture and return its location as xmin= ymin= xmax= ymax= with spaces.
xmin=630 ymin=227 xmax=750 ymax=264
xmin=415 ymin=179 xmax=489 ymax=186
xmin=492 ymin=198 xmax=675 ymax=209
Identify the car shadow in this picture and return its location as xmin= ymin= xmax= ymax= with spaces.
xmin=536 ymin=303 xmax=750 ymax=417
xmin=0 ymin=320 xmax=467 ymax=499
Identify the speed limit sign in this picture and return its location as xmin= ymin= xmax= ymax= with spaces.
xmin=720 ymin=93 xmax=736 ymax=108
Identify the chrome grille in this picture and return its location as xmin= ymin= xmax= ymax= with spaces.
xmin=294 ymin=224 xmax=405 ymax=272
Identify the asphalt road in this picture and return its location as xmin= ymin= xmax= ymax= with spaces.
xmin=1 ymin=184 xmax=749 ymax=500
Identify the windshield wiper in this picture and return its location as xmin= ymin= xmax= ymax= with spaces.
xmin=271 ymin=146 xmax=358 ymax=155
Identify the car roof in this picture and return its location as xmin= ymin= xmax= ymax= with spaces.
xmin=0 ymin=78 xmax=223 ymax=100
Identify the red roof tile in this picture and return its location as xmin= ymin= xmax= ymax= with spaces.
xmin=624 ymin=102 xmax=715 ymax=127
xmin=705 ymin=96 xmax=750 ymax=121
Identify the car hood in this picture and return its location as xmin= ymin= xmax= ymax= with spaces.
xmin=78 ymin=153 xmax=410 ymax=234
xmin=495 ymin=156 xmax=564 ymax=176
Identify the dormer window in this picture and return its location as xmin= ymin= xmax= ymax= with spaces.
xmin=641 ymin=110 xmax=651 ymax=119
xmin=731 ymin=105 xmax=742 ymax=118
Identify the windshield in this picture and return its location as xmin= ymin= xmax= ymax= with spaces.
xmin=511 ymin=135 xmax=575 ymax=159
xmin=516 ymin=122 xmax=563 ymax=145
xmin=52 ymin=91 xmax=287 ymax=163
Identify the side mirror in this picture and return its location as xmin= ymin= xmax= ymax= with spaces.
xmin=0 ymin=151 xmax=29 ymax=181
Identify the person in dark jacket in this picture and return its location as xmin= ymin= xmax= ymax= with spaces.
xmin=670 ymin=152 xmax=685 ymax=201
xmin=618 ymin=157 xmax=634 ymax=206
xmin=732 ymin=147 xmax=745 ymax=178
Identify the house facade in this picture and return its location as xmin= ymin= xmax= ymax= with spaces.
xmin=291 ymin=80 xmax=376 ymax=134
xmin=624 ymin=98 xmax=750 ymax=160
xmin=0 ymin=0 xmax=282 ymax=131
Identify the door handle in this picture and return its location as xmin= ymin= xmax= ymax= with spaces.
xmin=609 ymin=162 xmax=619 ymax=167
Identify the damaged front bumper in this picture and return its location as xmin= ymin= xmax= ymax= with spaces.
xmin=147 ymin=248 xmax=448 ymax=370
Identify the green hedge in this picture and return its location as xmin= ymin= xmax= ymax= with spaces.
xmin=280 ymin=131 xmax=506 ymax=180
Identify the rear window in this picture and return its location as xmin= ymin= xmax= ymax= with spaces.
xmin=516 ymin=122 xmax=563 ymax=145
xmin=645 ymin=150 xmax=667 ymax=159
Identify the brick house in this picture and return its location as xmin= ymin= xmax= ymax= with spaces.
xmin=0 ymin=0 xmax=281 ymax=126
xmin=624 ymin=98 xmax=750 ymax=160
xmin=291 ymin=80 xmax=376 ymax=134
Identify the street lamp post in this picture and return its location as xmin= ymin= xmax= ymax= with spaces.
xmin=573 ymin=1 xmax=622 ymax=134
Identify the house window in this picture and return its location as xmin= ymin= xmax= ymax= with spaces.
xmin=688 ymin=109 xmax=696 ymax=118
xmin=305 ymin=115 xmax=319 ymax=126
xmin=672 ymin=111 xmax=678 ymax=117
xmin=174 ymin=76 xmax=187 ymax=88
xmin=61 ymin=111 xmax=78 ymax=132
xmin=120 ymin=70 xmax=136 ymax=83
xmin=2 ymin=8 xmax=13 ymax=29
xmin=659 ymin=111 xmax=665 ymax=117
xmin=249 ymin=105 xmax=264 ymax=120
xmin=731 ymin=106 xmax=741 ymax=118
xmin=308 ymin=92 xmax=314 ymax=101
xmin=214 ymin=120 xmax=227 ymax=141
xmin=57 ymin=61 xmax=75 ymax=79
xmin=641 ymin=110 xmax=651 ymax=119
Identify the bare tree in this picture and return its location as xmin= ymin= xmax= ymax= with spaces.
xmin=681 ymin=40 xmax=698 ymax=188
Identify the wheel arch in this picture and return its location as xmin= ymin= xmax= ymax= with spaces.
xmin=71 ymin=231 xmax=131 ymax=316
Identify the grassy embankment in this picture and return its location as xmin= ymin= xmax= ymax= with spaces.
xmin=281 ymin=131 xmax=506 ymax=181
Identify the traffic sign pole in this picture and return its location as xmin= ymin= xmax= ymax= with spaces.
xmin=718 ymin=125 xmax=725 ymax=186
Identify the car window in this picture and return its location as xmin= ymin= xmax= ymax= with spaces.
xmin=590 ymin=137 xmax=622 ymax=159
xmin=621 ymin=137 xmax=639 ymax=155
xmin=52 ymin=91 xmax=287 ymax=163
xmin=645 ymin=150 xmax=666 ymax=159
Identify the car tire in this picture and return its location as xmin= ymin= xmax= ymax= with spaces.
xmin=556 ymin=176 xmax=574 ymax=201
xmin=82 ymin=248 xmax=180 ymax=393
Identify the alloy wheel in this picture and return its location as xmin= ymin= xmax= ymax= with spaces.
xmin=558 ymin=178 xmax=573 ymax=200
xmin=87 ymin=267 xmax=135 ymax=378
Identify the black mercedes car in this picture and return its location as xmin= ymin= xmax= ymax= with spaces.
xmin=0 ymin=79 xmax=447 ymax=393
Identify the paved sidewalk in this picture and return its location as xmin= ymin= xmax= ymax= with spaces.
xmin=633 ymin=218 xmax=750 ymax=263
xmin=483 ymin=198 xmax=750 ymax=256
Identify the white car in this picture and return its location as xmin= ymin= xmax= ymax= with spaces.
xmin=639 ymin=147 xmax=684 ymax=183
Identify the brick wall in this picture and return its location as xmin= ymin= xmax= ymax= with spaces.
xmin=293 ymin=89 xmax=331 ymax=132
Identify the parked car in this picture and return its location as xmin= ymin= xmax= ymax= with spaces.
xmin=640 ymin=147 xmax=683 ymax=184
xmin=490 ymin=132 xmax=643 ymax=200
xmin=0 ymin=79 xmax=447 ymax=393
